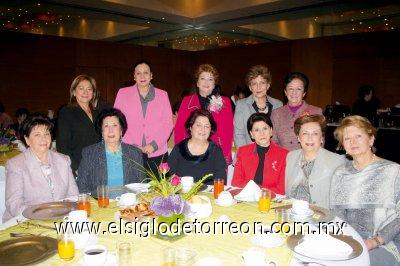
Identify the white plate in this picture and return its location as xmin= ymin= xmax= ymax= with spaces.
xmin=117 ymin=201 xmax=138 ymax=208
xmin=125 ymin=183 xmax=150 ymax=193
xmin=289 ymin=208 xmax=314 ymax=217
xmin=77 ymin=254 xmax=118 ymax=266
xmin=251 ymin=234 xmax=284 ymax=248
xmin=216 ymin=199 xmax=237 ymax=207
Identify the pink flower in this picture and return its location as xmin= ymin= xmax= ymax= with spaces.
xmin=159 ymin=163 xmax=170 ymax=174
xmin=171 ymin=175 xmax=181 ymax=186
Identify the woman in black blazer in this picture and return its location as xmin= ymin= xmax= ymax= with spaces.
xmin=56 ymin=75 xmax=101 ymax=174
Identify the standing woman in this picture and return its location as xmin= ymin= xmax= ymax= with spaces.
xmin=234 ymin=65 xmax=283 ymax=148
xmin=114 ymin=61 xmax=173 ymax=173
xmin=271 ymin=72 xmax=322 ymax=151
xmin=330 ymin=116 xmax=400 ymax=265
xmin=174 ymin=64 xmax=234 ymax=164
xmin=57 ymin=75 xmax=100 ymax=175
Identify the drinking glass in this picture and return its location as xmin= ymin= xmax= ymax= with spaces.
xmin=118 ymin=241 xmax=133 ymax=266
xmin=175 ymin=248 xmax=196 ymax=266
xmin=57 ymin=234 xmax=75 ymax=261
xmin=97 ymin=185 xmax=110 ymax=208
xmin=275 ymin=208 xmax=290 ymax=234
xmin=213 ymin=178 xmax=224 ymax=199
xmin=163 ymin=248 xmax=176 ymax=266
xmin=77 ymin=193 xmax=91 ymax=216
xmin=258 ymin=189 xmax=271 ymax=212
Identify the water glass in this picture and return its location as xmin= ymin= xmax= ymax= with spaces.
xmin=163 ymin=247 xmax=176 ymax=266
xmin=77 ymin=193 xmax=91 ymax=216
xmin=97 ymin=185 xmax=110 ymax=208
xmin=213 ymin=178 xmax=224 ymax=199
xmin=175 ymin=248 xmax=196 ymax=266
xmin=258 ymin=189 xmax=271 ymax=212
xmin=118 ymin=241 xmax=133 ymax=266
xmin=57 ymin=234 xmax=75 ymax=261
xmin=275 ymin=209 xmax=290 ymax=234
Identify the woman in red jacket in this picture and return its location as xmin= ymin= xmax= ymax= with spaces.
xmin=232 ymin=113 xmax=288 ymax=195
xmin=174 ymin=64 xmax=234 ymax=164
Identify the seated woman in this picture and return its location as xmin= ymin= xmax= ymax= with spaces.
xmin=285 ymin=114 xmax=344 ymax=209
xmin=168 ymin=109 xmax=226 ymax=183
xmin=4 ymin=115 xmax=78 ymax=222
xmin=232 ymin=113 xmax=288 ymax=194
xmin=77 ymin=108 xmax=145 ymax=193
xmin=330 ymin=115 xmax=400 ymax=265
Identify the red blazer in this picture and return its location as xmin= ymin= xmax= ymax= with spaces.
xmin=232 ymin=142 xmax=288 ymax=195
xmin=174 ymin=94 xmax=234 ymax=163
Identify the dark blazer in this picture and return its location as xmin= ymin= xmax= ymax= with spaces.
xmin=56 ymin=105 xmax=100 ymax=174
xmin=232 ymin=142 xmax=288 ymax=195
xmin=76 ymin=142 xmax=145 ymax=193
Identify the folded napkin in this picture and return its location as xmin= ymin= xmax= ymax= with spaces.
xmin=294 ymin=234 xmax=353 ymax=260
xmin=234 ymin=180 xmax=261 ymax=202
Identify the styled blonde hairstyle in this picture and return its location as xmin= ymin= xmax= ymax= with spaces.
xmin=69 ymin=74 xmax=98 ymax=108
xmin=245 ymin=65 xmax=272 ymax=86
xmin=194 ymin=64 xmax=219 ymax=84
xmin=334 ymin=115 xmax=377 ymax=150
xmin=294 ymin=114 xmax=327 ymax=136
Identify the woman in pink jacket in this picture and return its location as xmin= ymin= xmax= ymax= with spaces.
xmin=174 ymin=64 xmax=234 ymax=164
xmin=271 ymin=72 xmax=322 ymax=151
xmin=114 ymin=61 xmax=173 ymax=172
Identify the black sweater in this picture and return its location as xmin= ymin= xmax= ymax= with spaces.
xmin=168 ymin=139 xmax=227 ymax=183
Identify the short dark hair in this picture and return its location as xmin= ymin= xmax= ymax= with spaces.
xmin=21 ymin=114 xmax=53 ymax=145
xmin=294 ymin=114 xmax=327 ymax=136
xmin=185 ymin=109 xmax=217 ymax=138
xmin=16 ymin=108 xmax=30 ymax=118
xmin=133 ymin=61 xmax=152 ymax=73
xmin=284 ymin=72 xmax=309 ymax=93
xmin=247 ymin=113 xmax=273 ymax=136
xmin=95 ymin=108 xmax=128 ymax=136
xmin=358 ymin=85 xmax=374 ymax=98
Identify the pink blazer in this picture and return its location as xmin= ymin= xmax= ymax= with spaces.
xmin=4 ymin=149 xmax=79 ymax=222
xmin=271 ymin=102 xmax=322 ymax=151
xmin=114 ymin=85 xmax=173 ymax=158
xmin=174 ymin=94 xmax=234 ymax=163
xmin=232 ymin=142 xmax=288 ymax=195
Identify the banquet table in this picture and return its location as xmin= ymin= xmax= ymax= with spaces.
xmin=0 ymin=195 xmax=370 ymax=266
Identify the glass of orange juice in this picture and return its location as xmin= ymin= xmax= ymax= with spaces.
xmin=258 ymin=189 xmax=271 ymax=212
xmin=97 ymin=185 xmax=109 ymax=208
xmin=77 ymin=193 xmax=91 ymax=216
xmin=213 ymin=178 xmax=224 ymax=199
xmin=57 ymin=234 xmax=75 ymax=261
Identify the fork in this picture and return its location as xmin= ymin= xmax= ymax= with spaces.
xmin=296 ymin=260 xmax=326 ymax=266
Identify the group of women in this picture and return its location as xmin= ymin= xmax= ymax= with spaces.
xmin=3 ymin=61 xmax=399 ymax=265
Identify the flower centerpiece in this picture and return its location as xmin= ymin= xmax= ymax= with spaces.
xmin=0 ymin=127 xmax=16 ymax=153
xmin=140 ymin=162 xmax=212 ymax=240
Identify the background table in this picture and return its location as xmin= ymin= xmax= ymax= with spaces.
xmin=0 ymin=195 xmax=369 ymax=266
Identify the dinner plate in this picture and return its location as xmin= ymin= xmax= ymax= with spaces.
xmin=0 ymin=236 xmax=57 ymax=266
xmin=287 ymin=234 xmax=363 ymax=261
xmin=77 ymin=254 xmax=118 ymax=266
xmin=274 ymin=204 xmax=334 ymax=223
xmin=125 ymin=183 xmax=150 ymax=193
xmin=22 ymin=201 xmax=77 ymax=220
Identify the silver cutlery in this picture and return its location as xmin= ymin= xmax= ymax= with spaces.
xmin=296 ymin=259 xmax=326 ymax=266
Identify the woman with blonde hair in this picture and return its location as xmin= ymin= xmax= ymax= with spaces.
xmin=330 ymin=115 xmax=400 ymax=265
xmin=57 ymin=74 xmax=101 ymax=175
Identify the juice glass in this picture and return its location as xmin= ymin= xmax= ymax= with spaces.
xmin=275 ymin=208 xmax=290 ymax=234
xmin=258 ymin=189 xmax=271 ymax=212
xmin=118 ymin=241 xmax=133 ymax=266
xmin=57 ymin=234 xmax=75 ymax=261
xmin=162 ymin=248 xmax=176 ymax=266
xmin=213 ymin=178 xmax=224 ymax=199
xmin=77 ymin=193 xmax=91 ymax=216
xmin=97 ymin=185 xmax=109 ymax=208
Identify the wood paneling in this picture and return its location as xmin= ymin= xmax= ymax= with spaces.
xmin=1 ymin=30 xmax=399 ymax=120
